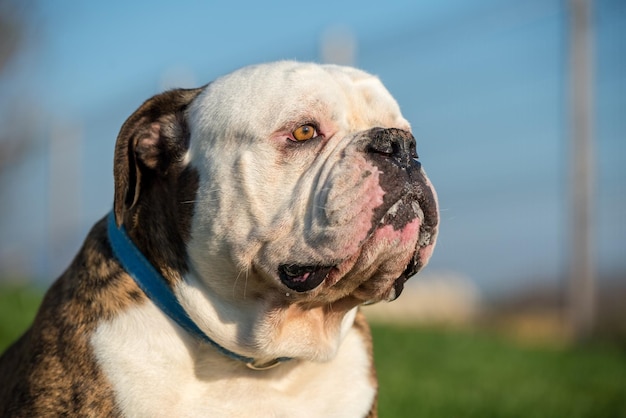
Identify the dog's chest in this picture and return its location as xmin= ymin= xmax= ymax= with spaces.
xmin=91 ymin=303 xmax=375 ymax=417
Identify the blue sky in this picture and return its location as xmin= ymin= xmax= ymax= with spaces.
xmin=0 ymin=0 xmax=624 ymax=297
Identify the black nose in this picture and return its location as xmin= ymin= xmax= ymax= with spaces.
xmin=365 ymin=128 xmax=419 ymax=168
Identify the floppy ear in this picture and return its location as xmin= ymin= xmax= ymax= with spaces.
xmin=113 ymin=87 xmax=204 ymax=226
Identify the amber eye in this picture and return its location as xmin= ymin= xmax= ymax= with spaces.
xmin=292 ymin=124 xmax=317 ymax=142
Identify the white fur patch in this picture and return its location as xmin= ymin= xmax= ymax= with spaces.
xmin=91 ymin=302 xmax=375 ymax=417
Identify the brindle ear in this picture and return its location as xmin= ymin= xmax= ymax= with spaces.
xmin=113 ymin=87 xmax=204 ymax=226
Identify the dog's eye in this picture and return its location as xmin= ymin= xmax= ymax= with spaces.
xmin=292 ymin=124 xmax=317 ymax=142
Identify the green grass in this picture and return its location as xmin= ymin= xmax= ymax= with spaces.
xmin=0 ymin=284 xmax=42 ymax=351
xmin=1 ymin=285 xmax=625 ymax=417
xmin=372 ymin=325 xmax=626 ymax=418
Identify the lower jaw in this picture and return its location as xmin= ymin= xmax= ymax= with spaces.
xmin=276 ymin=217 xmax=427 ymax=305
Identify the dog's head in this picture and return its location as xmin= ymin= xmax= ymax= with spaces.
xmin=113 ymin=61 xmax=438 ymax=360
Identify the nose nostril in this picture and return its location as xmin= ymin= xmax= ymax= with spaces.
xmin=366 ymin=139 xmax=395 ymax=156
xmin=365 ymin=128 xmax=419 ymax=164
xmin=364 ymin=128 xmax=421 ymax=169
xmin=366 ymin=136 xmax=404 ymax=157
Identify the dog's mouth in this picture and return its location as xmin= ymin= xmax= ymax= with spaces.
xmin=278 ymin=264 xmax=335 ymax=292
xmin=277 ymin=190 xmax=437 ymax=298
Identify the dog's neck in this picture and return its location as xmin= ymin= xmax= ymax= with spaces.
xmin=106 ymin=211 xmax=290 ymax=370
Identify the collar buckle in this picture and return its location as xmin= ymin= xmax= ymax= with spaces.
xmin=246 ymin=358 xmax=283 ymax=371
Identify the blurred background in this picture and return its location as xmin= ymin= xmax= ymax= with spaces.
xmin=0 ymin=0 xmax=625 ymax=415
xmin=1 ymin=0 xmax=624 ymax=333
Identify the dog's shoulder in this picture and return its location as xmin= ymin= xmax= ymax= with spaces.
xmin=0 ymin=217 xmax=143 ymax=416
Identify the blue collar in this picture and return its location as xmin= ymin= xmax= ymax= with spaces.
xmin=106 ymin=211 xmax=289 ymax=370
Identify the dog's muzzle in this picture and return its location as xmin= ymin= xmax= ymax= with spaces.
xmin=277 ymin=128 xmax=438 ymax=298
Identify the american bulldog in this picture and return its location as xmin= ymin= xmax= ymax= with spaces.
xmin=0 ymin=61 xmax=438 ymax=417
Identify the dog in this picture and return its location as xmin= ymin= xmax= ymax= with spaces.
xmin=0 ymin=61 xmax=438 ymax=417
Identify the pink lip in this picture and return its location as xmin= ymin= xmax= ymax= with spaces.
xmin=372 ymin=217 xmax=421 ymax=245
